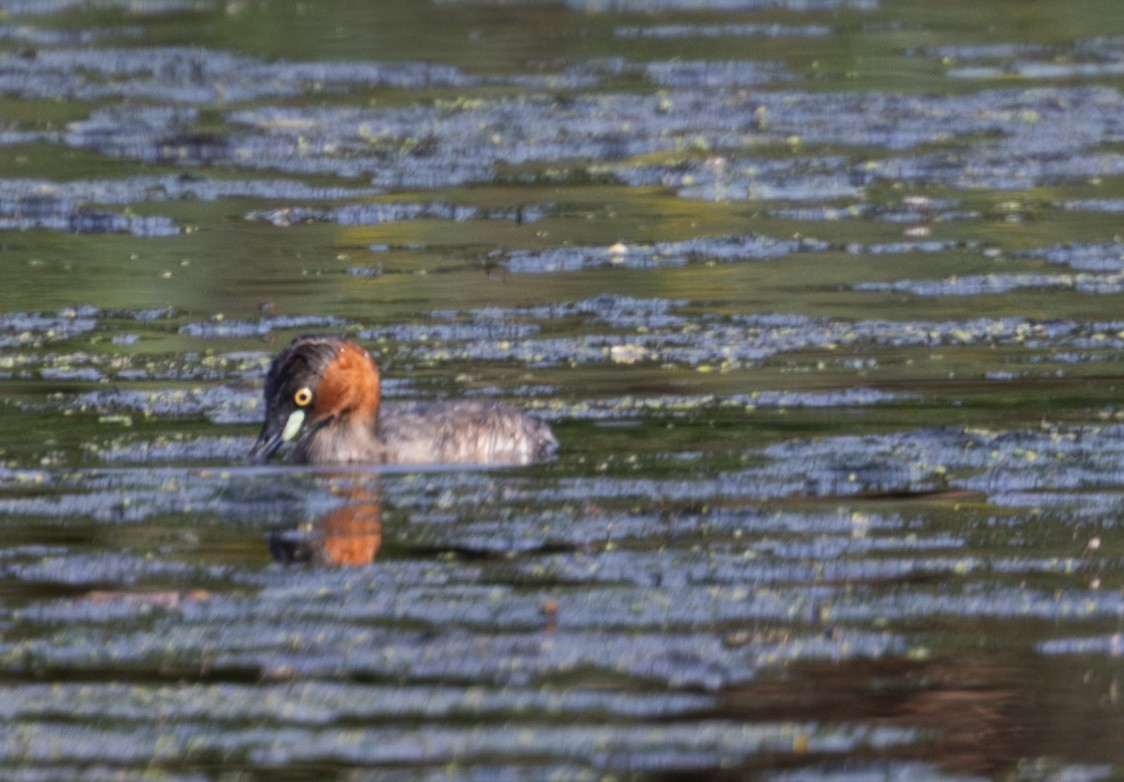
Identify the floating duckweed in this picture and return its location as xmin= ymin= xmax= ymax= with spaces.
xmin=1 ymin=7 xmax=1123 ymax=779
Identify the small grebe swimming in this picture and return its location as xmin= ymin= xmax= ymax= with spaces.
xmin=250 ymin=334 xmax=557 ymax=466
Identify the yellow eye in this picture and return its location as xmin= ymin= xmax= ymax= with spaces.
xmin=293 ymin=387 xmax=313 ymax=407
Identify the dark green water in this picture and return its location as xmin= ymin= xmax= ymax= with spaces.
xmin=1 ymin=0 xmax=1123 ymax=779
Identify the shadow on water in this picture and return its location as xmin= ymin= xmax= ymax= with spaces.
xmin=647 ymin=654 xmax=1118 ymax=781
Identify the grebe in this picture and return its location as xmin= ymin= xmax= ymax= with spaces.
xmin=249 ymin=334 xmax=557 ymax=466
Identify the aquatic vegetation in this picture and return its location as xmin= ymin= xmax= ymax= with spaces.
xmin=0 ymin=0 xmax=1122 ymax=779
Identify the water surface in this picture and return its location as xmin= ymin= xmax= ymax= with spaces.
xmin=1 ymin=0 xmax=1122 ymax=779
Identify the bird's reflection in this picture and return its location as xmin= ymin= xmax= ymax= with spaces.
xmin=267 ymin=483 xmax=383 ymax=566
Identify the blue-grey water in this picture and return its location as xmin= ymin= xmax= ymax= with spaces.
xmin=1 ymin=1 xmax=1122 ymax=779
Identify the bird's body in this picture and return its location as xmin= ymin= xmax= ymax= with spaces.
xmin=250 ymin=334 xmax=556 ymax=466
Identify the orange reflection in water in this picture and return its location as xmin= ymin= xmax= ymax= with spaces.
xmin=268 ymin=484 xmax=383 ymax=566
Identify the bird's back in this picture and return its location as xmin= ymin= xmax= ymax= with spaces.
xmin=377 ymin=399 xmax=557 ymax=466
